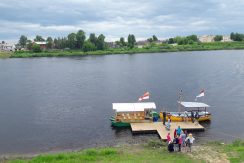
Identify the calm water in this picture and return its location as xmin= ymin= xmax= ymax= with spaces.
xmin=0 ymin=50 xmax=244 ymax=155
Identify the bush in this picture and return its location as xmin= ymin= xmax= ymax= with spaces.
xmin=32 ymin=44 xmax=42 ymax=53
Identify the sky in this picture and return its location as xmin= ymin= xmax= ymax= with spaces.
xmin=1 ymin=0 xmax=244 ymax=42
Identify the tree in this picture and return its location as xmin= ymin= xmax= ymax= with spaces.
xmin=214 ymin=35 xmax=223 ymax=42
xmin=76 ymin=30 xmax=86 ymax=49
xmin=19 ymin=35 xmax=28 ymax=48
xmin=89 ymin=33 xmax=97 ymax=46
xmin=68 ymin=33 xmax=77 ymax=49
xmin=46 ymin=37 xmax=53 ymax=49
xmin=97 ymin=34 xmax=106 ymax=50
xmin=119 ymin=37 xmax=126 ymax=47
xmin=34 ymin=35 xmax=45 ymax=42
xmin=186 ymin=35 xmax=198 ymax=42
xmin=152 ymin=35 xmax=158 ymax=41
xmin=147 ymin=38 xmax=153 ymax=43
xmin=83 ymin=41 xmax=96 ymax=52
xmin=230 ymin=32 xmax=244 ymax=41
xmin=128 ymin=34 xmax=136 ymax=48
xmin=32 ymin=44 xmax=42 ymax=52
xmin=168 ymin=38 xmax=175 ymax=44
xmin=26 ymin=40 xmax=33 ymax=50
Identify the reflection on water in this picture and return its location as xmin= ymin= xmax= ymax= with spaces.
xmin=0 ymin=50 xmax=244 ymax=155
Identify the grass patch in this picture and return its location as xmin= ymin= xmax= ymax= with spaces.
xmin=224 ymin=139 xmax=244 ymax=163
xmin=0 ymin=51 xmax=12 ymax=58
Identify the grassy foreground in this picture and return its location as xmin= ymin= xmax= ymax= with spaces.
xmin=6 ymin=139 xmax=244 ymax=163
xmin=6 ymin=41 xmax=244 ymax=58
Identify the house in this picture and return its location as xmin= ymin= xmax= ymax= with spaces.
xmin=198 ymin=35 xmax=215 ymax=43
xmin=221 ymin=35 xmax=232 ymax=42
xmin=137 ymin=40 xmax=149 ymax=48
xmin=0 ymin=41 xmax=15 ymax=51
xmin=34 ymin=41 xmax=47 ymax=49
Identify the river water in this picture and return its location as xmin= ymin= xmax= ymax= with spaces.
xmin=0 ymin=50 xmax=244 ymax=155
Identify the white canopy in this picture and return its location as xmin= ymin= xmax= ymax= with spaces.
xmin=112 ymin=102 xmax=156 ymax=112
xmin=178 ymin=101 xmax=210 ymax=108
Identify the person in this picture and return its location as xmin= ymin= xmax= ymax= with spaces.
xmin=163 ymin=111 xmax=166 ymax=125
xmin=174 ymin=129 xmax=177 ymax=138
xmin=195 ymin=112 xmax=199 ymax=125
xmin=166 ymin=133 xmax=171 ymax=144
xmin=185 ymin=133 xmax=195 ymax=152
xmin=184 ymin=111 xmax=188 ymax=122
xmin=178 ymin=135 xmax=182 ymax=152
xmin=174 ymin=135 xmax=179 ymax=151
xmin=191 ymin=111 xmax=194 ymax=123
xmin=168 ymin=141 xmax=174 ymax=152
xmin=180 ymin=130 xmax=186 ymax=147
xmin=176 ymin=126 xmax=182 ymax=136
xmin=165 ymin=119 xmax=171 ymax=130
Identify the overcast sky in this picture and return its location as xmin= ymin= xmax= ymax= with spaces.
xmin=1 ymin=0 xmax=244 ymax=42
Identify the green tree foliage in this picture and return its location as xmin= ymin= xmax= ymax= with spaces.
xmin=83 ymin=41 xmax=96 ymax=52
xmin=168 ymin=38 xmax=175 ymax=44
xmin=34 ymin=35 xmax=45 ymax=42
xmin=186 ymin=35 xmax=198 ymax=42
xmin=68 ymin=33 xmax=77 ymax=49
xmin=152 ymin=35 xmax=158 ymax=41
xmin=119 ymin=37 xmax=126 ymax=47
xmin=128 ymin=34 xmax=136 ymax=48
xmin=89 ymin=33 xmax=97 ymax=46
xmin=76 ymin=30 xmax=86 ymax=49
xmin=26 ymin=40 xmax=33 ymax=50
xmin=214 ymin=35 xmax=223 ymax=42
xmin=97 ymin=34 xmax=106 ymax=50
xmin=19 ymin=35 xmax=28 ymax=48
xmin=32 ymin=44 xmax=42 ymax=52
xmin=230 ymin=32 xmax=244 ymax=41
xmin=46 ymin=37 xmax=53 ymax=49
xmin=147 ymin=38 xmax=153 ymax=43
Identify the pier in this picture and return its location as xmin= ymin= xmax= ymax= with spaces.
xmin=131 ymin=122 xmax=204 ymax=140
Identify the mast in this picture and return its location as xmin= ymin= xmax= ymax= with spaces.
xmin=178 ymin=90 xmax=183 ymax=112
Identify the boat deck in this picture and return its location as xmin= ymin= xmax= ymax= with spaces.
xmin=130 ymin=122 xmax=204 ymax=140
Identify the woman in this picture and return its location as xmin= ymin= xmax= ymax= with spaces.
xmin=166 ymin=133 xmax=171 ymax=144
xmin=185 ymin=133 xmax=195 ymax=152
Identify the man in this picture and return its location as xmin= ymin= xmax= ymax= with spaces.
xmin=163 ymin=111 xmax=166 ymax=125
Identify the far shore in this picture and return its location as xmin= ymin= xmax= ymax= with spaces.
xmin=1 ymin=41 xmax=244 ymax=58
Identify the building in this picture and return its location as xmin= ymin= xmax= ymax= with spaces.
xmin=34 ymin=41 xmax=47 ymax=49
xmin=0 ymin=41 xmax=15 ymax=51
xmin=198 ymin=35 xmax=215 ymax=43
xmin=137 ymin=40 xmax=149 ymax=48
xmin=221 ymin=35 xmax=232 ymax=42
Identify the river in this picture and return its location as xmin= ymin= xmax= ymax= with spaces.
xmin=0 ymin=50 xmax=244 ymax=155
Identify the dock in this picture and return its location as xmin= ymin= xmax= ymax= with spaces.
xmin=131 ymin=122 xmax=204 ymax=140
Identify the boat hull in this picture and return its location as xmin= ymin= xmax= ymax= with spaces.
xmin=160 ymin=112 xmax=211 ymax=122
xmin=111 ymin=121 xmax=130 ymax=127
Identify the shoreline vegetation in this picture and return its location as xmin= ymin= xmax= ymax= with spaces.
xmin=2 ymin=41 xmax=244 ymax=58
xmin=5 ymin=139 xmax=244 ymax=163
xmin=1 ymin=31 xmax=244 ymax=58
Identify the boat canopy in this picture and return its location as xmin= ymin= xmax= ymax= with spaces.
xmin=178 ymin=101 xmax=210 ymax=108
xmin=112 ymin=102 xmax=156 ymax=112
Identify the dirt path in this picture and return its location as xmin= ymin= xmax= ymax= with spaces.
xmin=183 ymin=145 xmax=229 ymax=163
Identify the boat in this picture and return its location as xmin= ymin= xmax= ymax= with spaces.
xmin=110 ymin=102 xmax=158 ymax=127
xmin=160 ymin=101 xmax=211 ymax=122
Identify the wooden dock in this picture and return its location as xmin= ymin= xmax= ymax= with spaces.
xmin=131 ymin=122 xmax=204 ymax=140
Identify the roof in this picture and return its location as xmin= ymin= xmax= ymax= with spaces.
xmin=34 ymin=41 xmax=47 ymax=45
xmin=178 ymin=101 xmax=210 ymax=108
xmin=112 ymin=102 xmax=156 ymax=112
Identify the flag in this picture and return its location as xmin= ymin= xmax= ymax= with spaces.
xmin=138 ymin=92 xmax=150 ymax=101
xmin=195 ymin=89 xmax=205 ymax=101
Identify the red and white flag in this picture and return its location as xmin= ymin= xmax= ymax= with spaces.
xmin=138 ymin=92 xmax=150 ymax=101
xmin=195 ymin=89 xmax=205 ymax=101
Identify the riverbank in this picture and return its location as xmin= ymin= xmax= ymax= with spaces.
xmin=3 ymin=41 xmax=244 ymax=58
xmin=4 ymin=139 xmax=244 ymax=163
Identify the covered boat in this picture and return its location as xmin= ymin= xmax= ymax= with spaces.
xmin=160 ymin=101 xmax=211 ymax=122
xmin=110 ymin=102 xmax=158 ymax=127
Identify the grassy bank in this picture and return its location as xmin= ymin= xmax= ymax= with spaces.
xmin=6 ymin=139 xmax=244 ymax=163
xmin=8 ymin=41 xmax=244 ymax=58
xmin=0 ymin=51 xmax=12 ymax=58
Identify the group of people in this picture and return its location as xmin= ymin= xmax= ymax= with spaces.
xmin=166 ymin=126 xmax=195 ymax=152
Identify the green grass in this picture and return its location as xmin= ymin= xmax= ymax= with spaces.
xmin=7 ymin=140 xmax=203 ymax=163
xmin=8 ymin=41 xmax=244 ymax=58
xmin=0 ymin=51 xmax=12 ymax=58
xmin=224 ymin=139 xmax=244 ymax=163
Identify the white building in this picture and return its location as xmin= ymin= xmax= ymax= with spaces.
xmin=0 ymin=42 xmax=15 ymax=51
xmin=198 ymin=35 xmax=215 ymax=43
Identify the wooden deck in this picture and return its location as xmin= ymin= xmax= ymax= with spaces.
xmin=131 ymin=122 xmax=204 ymax=140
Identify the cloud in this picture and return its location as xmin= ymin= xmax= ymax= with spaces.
xmin=1 ymin=0 xmax=244 ymax=42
